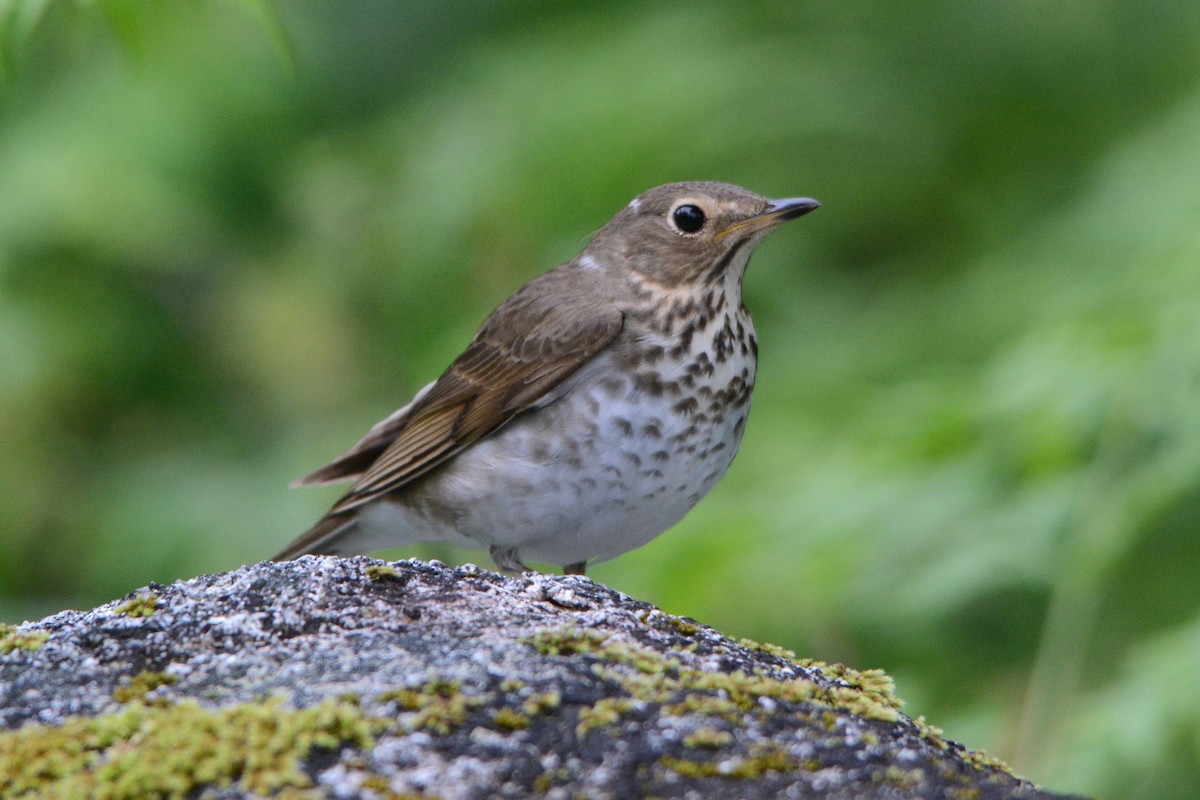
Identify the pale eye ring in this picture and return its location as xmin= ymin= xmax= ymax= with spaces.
xmin=671 ymin=204 xmax=706 ymax=234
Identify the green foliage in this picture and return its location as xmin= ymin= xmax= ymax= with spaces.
xmin=2 ymin=3 xmax=1199 ymax=798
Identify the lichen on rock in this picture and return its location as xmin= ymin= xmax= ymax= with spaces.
xmin=0 ymin=557 xmax=1088 ymax=799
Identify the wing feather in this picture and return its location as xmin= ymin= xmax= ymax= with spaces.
xmin=290 ymin=380 xmax=438 ymax=487
xmin=321 ymin=297 xmax=624 ymax=515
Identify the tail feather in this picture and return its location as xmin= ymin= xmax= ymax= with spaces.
xmin=273 ymin=513 xmax=359 ymax=561
xmin=289 ymin=382 xmax=435 ymax=488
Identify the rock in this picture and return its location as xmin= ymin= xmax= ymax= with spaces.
xmin=0 ymin=557 xmax=1087 ymax=799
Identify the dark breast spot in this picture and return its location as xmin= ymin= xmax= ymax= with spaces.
xmin=601 ymin=376 xmax=626 ymax=396
xmin=634 ymin=371 xmax=665 ymax=397
xmin=671 ymin=424 xmax=700 ymax=445
xmin=673 ymin=397 xmax=699 ymax=415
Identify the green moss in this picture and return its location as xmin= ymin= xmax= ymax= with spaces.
xmin=499 ymin=678 xmax=525 ymax=693
xmin=682 ymin=726 xmax=732 ymax=749
xmin=915 ymin=715 xmax=960 ymax=755
xmin=112 ymin=671 xmax=177 ymax=704
xmin=960 ymin=747 xmax=1014 ymax=774
xmin=113 ymin=593 xmax=158 ymax=618
xmin=0 ymin=628 xmax=49 ymax=654
xmin=817 ymin=710 xmax=839 ymax=731
xmin=825 ymin=685 xmax=901 ymax=722
xmin=661 ymin=744 xmax=795 ymax=779
xmin=518 ymin=626 xmax=961 ymax=785
xmin=662 ymin=693 xmax=742 ymax=723
xmin=737 ymin=637 xmax=797 ymax=661
xmin=533 ymin=767 xmax=571 ymax=793
xmin=882 ymin=765 xmax=926 ymax=789
xmin=364 ymin=564 xmax=400 ymax=582
xmin=655 ymin=614 xmax=701 ymax=637
xmin=576 ymin=697 xmax=633 ymax=736
xmin=491 ymin=707 xmax=529 ymax=731
xmin=380 ymin=677 xmax=480 ymax=735
xmin=915 ymin=715 xmax=944 ymax=739
xmin=524 ymin=626 xmax=681 ymax=678
xmin=0 ymin=696 xmax=373 ymax=800
xmin=360 ymin=774 xmax=431 ymax=799
xmin=522 ymin=626 xmax=611 ymax=657
xmin=687 ymin=670 xmax=814 ymax=712
xmin=0 ymin=619 xmax=1015 ymax=796
xmin=520 ymin=690 xmax=561 ymax=716
xmin=524 ymin=624 xmax=907 ymax=740
xmin=795 ymin=661 xmax=904 ymax=723
xmin=527 ymin=625 xmax=907 ymax=726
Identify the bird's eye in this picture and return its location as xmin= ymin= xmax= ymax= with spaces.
xmin=671 ymin=204 xmax=706 ymax=234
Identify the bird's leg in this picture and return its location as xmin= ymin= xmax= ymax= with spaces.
xmin=490 ymin=545 xmax=532 ymax=575
xmin=563 ymin=561 xmax=587 ymax=576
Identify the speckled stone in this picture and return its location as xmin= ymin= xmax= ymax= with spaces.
xmin=0 ymin=557 xmax=1089 ymax=799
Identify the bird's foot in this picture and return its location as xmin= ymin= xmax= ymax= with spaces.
xmin=563 ymin=561 xmax=587 ymax=576
xmin=490 ymin=545 xmax=532 ymax=575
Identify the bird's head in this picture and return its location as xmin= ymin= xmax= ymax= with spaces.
xmin=586 ymin=181 xmax=819 ymax=289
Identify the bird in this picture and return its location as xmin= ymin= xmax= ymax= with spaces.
xmin=275 ymin=181 xmax=819 ymax=575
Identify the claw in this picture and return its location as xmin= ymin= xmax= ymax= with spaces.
xmin=490 ymin=545 xmax=532 ymax=574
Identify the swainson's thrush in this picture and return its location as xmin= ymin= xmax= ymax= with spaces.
xmin=276 ymin=182 xmax=819 ymax=574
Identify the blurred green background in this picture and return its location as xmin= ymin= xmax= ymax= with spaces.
xmin=2 ymin=1 xmax=1199 ymax=797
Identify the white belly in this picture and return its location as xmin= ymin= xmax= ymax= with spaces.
xmin=360 ymin=332 xmax=756 ymax=567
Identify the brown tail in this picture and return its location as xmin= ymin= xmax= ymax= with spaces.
xmin=273 ymin=512 xmax=358 ymax=561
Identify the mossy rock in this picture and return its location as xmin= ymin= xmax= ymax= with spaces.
xmin=0 ymin=557 xmax=1089 ymax=799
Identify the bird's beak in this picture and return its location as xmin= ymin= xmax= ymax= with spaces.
xmin=718 ymin=196 xmax=820 ymax=240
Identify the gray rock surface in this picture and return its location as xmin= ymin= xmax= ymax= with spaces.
xmin=0 ymin=557 xmax=1088 ymax=799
